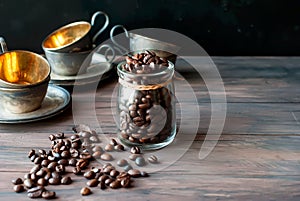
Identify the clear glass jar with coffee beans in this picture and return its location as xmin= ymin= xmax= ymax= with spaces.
xmin=116 ymin=51 xmax=176 ymax=150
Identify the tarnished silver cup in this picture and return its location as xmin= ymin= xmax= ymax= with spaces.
xmin=42 ymin=11 xmax=109 ymax=53
xmin=0 ymin=37 xmax=51 ymax=113
xmin=110 ymin=25 xmax=180 ymax=64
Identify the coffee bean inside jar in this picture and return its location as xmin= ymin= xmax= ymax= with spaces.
xmin=117 ymin=50 xmax=176 ymax=150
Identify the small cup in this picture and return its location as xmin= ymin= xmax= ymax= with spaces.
xmin=0 ymin=38 xmax=51 ymax=113
xmin=45 ymin=44 xmax=115 ymax=76
xmin=42 ymin=11 xmax=109 ymax=53
xmin=110 ymin=25 xmax=180 ymax=64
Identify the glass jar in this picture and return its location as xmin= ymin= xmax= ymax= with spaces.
xmin=116 ymin=61 xmax=176 ymax=150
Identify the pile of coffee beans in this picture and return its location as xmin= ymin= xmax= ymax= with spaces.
xmin=118 ymin=50 xmax=175 ymax=147
xmin=11 ymin=125 xmax=158 ymax=199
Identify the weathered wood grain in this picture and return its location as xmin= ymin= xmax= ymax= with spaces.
xmin=0 ymin=57 xmax=300 ymax=201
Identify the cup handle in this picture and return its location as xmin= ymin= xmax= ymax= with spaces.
xmin=91 ymin=11 xmax=110 ymax=43
xmin=0 ymin=37 xmax=8 ymax=53
xmin=109 ymin=25 xmax=130 ymax=55
xmin=94 ymin=44 xmax=115 ymax=63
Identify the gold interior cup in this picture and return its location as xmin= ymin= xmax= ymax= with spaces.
xmin=0 ymin=50 xmax=51 ymax=113
xmin=42 ymin=21 xmax=92 ymax=53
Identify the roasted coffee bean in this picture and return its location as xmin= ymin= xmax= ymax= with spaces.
xmin=80 ymin=187 xmax=92 ymax=196
xmin=109 ymin=138 xmax=118 ymax=146
xmin=61 ymin=176 xmax=72 ymax=185
xmin=120 ymin=178 xmax=131 ymax=188
xmin=99 ymin=182 xmax=106 ymax=189
xmin=100 ymin=153 xmax=113 ymax=161
xmin=55 ymin=164 xmax=65 ymax=174
xmin=41 ymin=159 xmax=50 ymax=167
xmin=27 ymin=186 xmax=44 ymax=198
xmin=80 ymin=131 xmax=91 ymax=138
xmin=24 ymin=173 xmax=31 ymax=180
xmin=48 ymin=177 xmax=60 ymax=185
xmin=61 ymin=150 xmax=70 ymax=159
xmin=73 ymin=167 xmax=82 ymax=175
xmin=42 ymin=191 xmax=56 ymax=199
xmin=69 ymin=158 xmax=78 ymax=167
xmin=47 ymin=161 xmax=57 ymax=171
xmin=28 ymin=149 xmax=36 ymax=158
xmin=70 ymin=148 xmax=80 ymax=158
xmin=92 ymin=151 xmax=102 ymax=159
xmin=87 ymin=179 xmax=99 ymax=187
xmin=36 ymin=168 xmax=46 ymax=177
xmin=128 ymin=169 xmax=141 ymax=178
xmin=147 ymin=155 xmax=158 ymax=164
xmin=135 ymin=156 xmax=146 ymax=167
xmin=98 ymin=175 xmax=109 ymax=183
xmin=117 ymin=172 xmax=130 ymax=180
xmin=51 ymin=171 xmax=61 ymax=179
xmin=34 ymin=156 xmax=43 ymax=164
xmin=109 ymin=180 xmax=121 ymax=189
xmin=80 ymin=152 xmax=93 ymax=160
xmin=55 ymin=132 xmax=64 ymax=139
xmin=104 ymin=178 xmax=114 ymax=186
xmin=115 ymin=144 xmax=125 ymax=151
xmin=110 ymin=169 xmax=119 ymax=178
xmin=58 ymin=159 xmax=68 ymax=166
xmin=38 ymin=149 xmax=46 ymax=156
xmin=84 ymin=171 xmax=96 ymax=180
xmin=37 ymin=178 xmax=48 ymax=186
xmin=30 ymin=154 xmax=37 ymax=162
xmin=92 ymin=145 xmax=103 ymax=152
xmin=103 ymin=166 xmax=114 ymax=174
xmin=13 ymin=184 xmax=24 ymax=193
xmin=23 ymin=179 xmax=35 ymax=188
xmin=117 ymin=159 xmax=128 ymax=167
xmin=140 ymin=171 xmax=149 ymax=177
xmin=104 ymin=144 xmax=114 ymax=152
xmin=44 ymin=172 xmax=52 ymax=181
xmin=70 ymin=134 xmax=79 ymax=141
xmin=130 ymin=146 xmax=141 ymax=154
xmin=76 ymin=159 xmax=89 ymax=169
xmin=12 ymin=178 xmax=23 ymax=185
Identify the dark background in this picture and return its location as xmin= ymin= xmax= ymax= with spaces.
xmin=0 ymin=0 xmax=299 ymax=56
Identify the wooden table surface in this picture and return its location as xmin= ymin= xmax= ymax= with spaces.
xmin=0 ymin=57 xmax=299 ymax=201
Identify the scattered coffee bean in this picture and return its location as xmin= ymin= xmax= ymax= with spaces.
xmin=69 ymin=158 xmax=77 ymax=166
xmin=92 ymin=151 xmax=102 ymax=159
xmin=28 ymin=149 xmax=35 ymax=158
xmin=55 ymin=164 xmax=65 ymax=174
xmin=123 ymin=164 xmax=133 ymax=172
xmin=73 ymin=166 xmax=82 ymax=175
xmin=115 ymin=144 xmax=125 ymax=151
xmin=48 ymin=177 xmax=60 ymax=185
xmin=135 ymin=156 xmax=146 ymax=167
xmin=147 ymin=155 xmax=158 ymax=164
xmin=80 ymin=187 xmax=92 ymax=196
xmin=37 ymin=178 xmax=48 ymax=186
xmin=42 ymin=190 xmax=56 ymax=199
xmin=13 ymin=184 xmax=24 ymax=193
xmin=128 ymin=169 xmax=141 ymax=178
xmin=117 ymin=159 xmax=128 ymax=167
xmin=140 ymin=171 xmax=149 ymax=177
xmin=110 ymin=138 xmax=118 ymax=146
xmin=12 ymin=178 xmax=23 ymax=185
xmin=120 ymin=178 xmax=131 ymax=188
xmin=61 ymin=176 xmax=72 ymax=185
xmin=99 ymin=182 xmax=106 ymax=189
xmin=110 ymin=169 xmax=120 ymax=178
xmin=130 ymin=146 xmax=141 ymax=154
xmin=27 ymin=186 xmax=44 ymax=198
xmin=84 ymin=171 xmax=96 ymax=180
xmin=98 ymin=175 xmax=109 ymax=183
xmin=100 ymin=153 xmax=113 ymax=161
xmin=104 ymin=144 xmax=114 ymax=152
xmin=109 ymin=180 xmax=121 ymax=189
xmin=23 ymin=179 xmax=35 ymax=188
xmin=104 ymin=178 xmax=114 ymax=186
xmin=76 ymin=159 xmax=89 ymax=169
xmin=55 ymin=132 xmax=64 ymax=139
xmin=129 ymin=154 xmax=140 ymax=161
xmin=87 ymin=179 xmax=99 ymax=187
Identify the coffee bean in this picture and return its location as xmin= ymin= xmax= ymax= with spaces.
xmin=42 ymin=191 xmax=56 ymax=199
xmin=110 ymin=169 xmax=120 ymax=178
xmin=98 ymin=175 xmax=109 ymax=183
xmin=80 ymin=131 xmax=91 ymax=138
xmin=115 ymin=144 xmax=125 ymax=151
xmin=24 ymin=179 xmax=35 ymax=188
xmin=73 ymin=167 xmax=82 ymax=175
xmin=80 ymin=187 xmax=92 ymax=196
xmin=87 ymin=179 xmax=99 ymax=187
xmin=99 ymin=182 xmax=106 ymax=189
xmin=61 ymin=150 xmax=70 ymax=159
xmin=44 ymin=172 xmax=52 ymax=181
xmin=80 ymin=152 xmax=93 ymax=160
xmin=140 ymin=171 xmax=149 ymax=177
xmin=135 ymin=156 xmax=146 ymax=167
xmin=13 ymin=184 xmax=24 ymax=193
xmin=129 ymin=154 xmax=140 ymax=161
xmin=76 ymin=159 xmax=89 ymax=169
xmin=109 ymin=180 xmax=121 ymax=189
xmin=104 ymin=144 xmax=114 ymax=152
xmin=55 ymin=132 xmax=64 ymax=139
xmin=100 ymin=153 xmax=113 ymax=161
xmin=103 ymin=166 xmax=114 ymax=174
xmin=92 ymin=151 xmax=102 ymax=159
xmin=117 ymin=159 xmax=128 ymax=167
xmin=147 ymin=155 xmax=158 ymax=164
xmin=110 ymin=138 xmax=118 ymax=146
xmin=28 ymin=149 xmax=36 ymax=158
xmin=41 ymin=159 xmax=50 ymax=167
xmin=55 ymin=164 xmax=65 ymax=174
xmin=36 ymin=168 xmax=46 ymax=177
xmin=120 ymin=178 xmax=131 ymax=188
xmin=12 ymin=178 xmax=23 ymax=185
xmin=49 ymin=177 xmax=60 ymax=185
xmin=47 ymin=161 xmax=57 ymax=171
xmin=117 ymin=172 xmax=130 ymax=180
xmin=70 ymin=148 xmax=80 ymax=158
xmin=128 ymin=169 xmax=141 ymax=178
xmin=130 ymin=146 xmax=141 ymax=154
xmin=69 ymin=158 xmax=78 ymax=166
xmin=37 ymin=178 xmax=48 ymax=186
xmin=104 ymin=178 xmax=114 ymax=186
xmin=84 ymin=171 xmax=96 ymax=180
xmin=30 ymin=154 xmax=37 ymax=162
xmin=34 ymin=156 xmax=43 ymax=164
xmin=123 ymin=164 xmax=133 ymax=172
xmin=92 ymin=145 xmax=103 ymax=152
xmin=61 ymin=176 xmax=72 ymax=185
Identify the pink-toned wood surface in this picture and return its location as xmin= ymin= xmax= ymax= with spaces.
xmin=0 ymin=57 xmax=299 ymax=200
